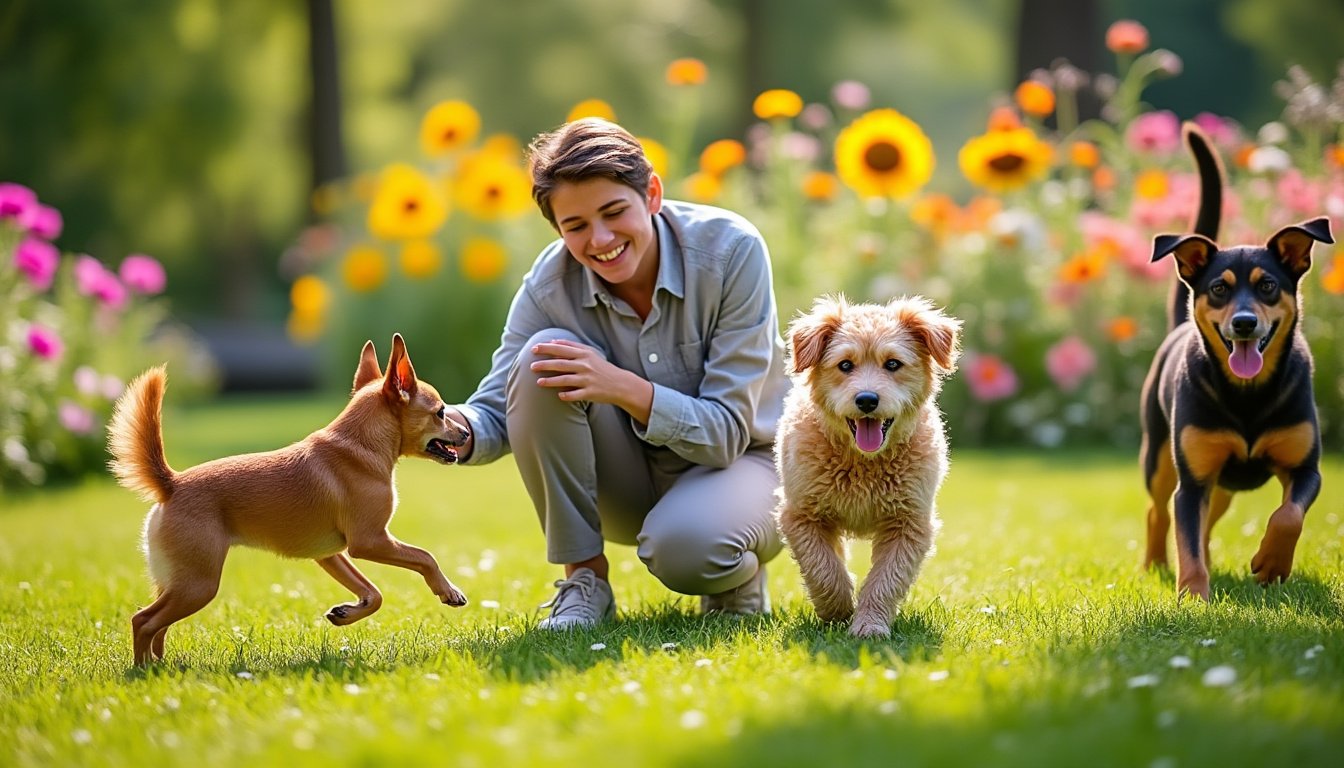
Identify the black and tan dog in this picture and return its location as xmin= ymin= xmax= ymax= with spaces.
xmin=1140 ymin=124 xmax=1333 ymax=600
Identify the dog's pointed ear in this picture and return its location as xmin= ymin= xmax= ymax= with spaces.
xmin=382 ymin=333 xmax=417 ymax=403
xmin=1152 ymin=233 xmax=1218 ymax=281
xmin=788 ymin=296 xmax=845 ymax=374
xmin=353 ymin=341 xmax=382 ymax=393
xmin=1268 ymin=217 xmax=1333 ymax=277
xmin=899 ymin=299 xmax=962 ymax=373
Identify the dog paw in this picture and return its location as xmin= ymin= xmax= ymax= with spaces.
xmin=848 ymin=616 xmax=891 ymax=639
xmin=326 ymin=605 xmax=356 ymax=626
xmin=440 ymin=587 xmax=468 ymax=607
xmin=812 ymin=601 xmax=854 ymax=623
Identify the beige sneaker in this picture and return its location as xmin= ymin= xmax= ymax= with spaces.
xmin=700 ymin=564 xmax=770 ymax=615
xmin=537 ymin=568 xmax=615 ymax=630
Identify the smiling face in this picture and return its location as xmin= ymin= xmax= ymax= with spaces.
xmin=550 ymin=176 xmax=663 ymax=288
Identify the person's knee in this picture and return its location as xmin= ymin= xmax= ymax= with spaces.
xmin=637 ymin=522 xmax=740 ymax=595
xmin=506 ymin=328 xmax=583 ymax=406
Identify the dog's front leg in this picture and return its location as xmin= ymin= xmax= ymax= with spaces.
xmin=779 ymin=508 xmax=853 ymax=622
xmin=317 ymin=553 xmax=384 ymax=625
xmin=347 ymin=532 xmax=468 ymax=607
xmin=1251 ymin=463 xmax=1319 ymax=584
xmin=850 ymin=524 xmax=933 ymax=638
xmin=1172 ymin=479 xmax=1211 ymax=601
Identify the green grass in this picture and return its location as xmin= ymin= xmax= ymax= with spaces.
xmin=2 ymin=395 xmax=1342 ymax=767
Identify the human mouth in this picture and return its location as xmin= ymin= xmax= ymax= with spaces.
xmin=591 ymin=243 xmax=626 ymax=263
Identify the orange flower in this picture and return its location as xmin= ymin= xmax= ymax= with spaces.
xmin=1106 ymin=316 xmax=1138 ymax=342
xmin=666 ymin=58 xmax=708 ymax=86
xmin=290 ymin=275 xmax=330 ymax=315
xmin=459 ymin=237 xmax=507 ymax=284
xmin=1323 ymin=254 xmax=1344 ymax=295
xmin=1105 ymin=20 xmax=1149 ymax=54
xmin=753 ymin=89 xmax=803 ymax=120
xmin=399 ymin=239 xmax=442 ymax=279
xmin=1093 ymin=166 xmax=1116 ymax=192
xmin=958 ymin=196 xmax=1002 ymax=231
xmin=1233 ymin=143 xmax=1258 ymax=169
xmin=342 ymin=245 xmax=388 ymax=292
xmin=801 ymin=171 xmax=839 ymax=202
xmin=987 ymin=106 xmax=1022 ymax=132
xmin=683 ymin=172 xmax=722 ymax=203
xmin=639 ymin=137 xmax=669 ymax=178
xmin=1135 ymin=169 xmax=1169 ymax=200
xmin=1069 ymin=141 xmax=1100 ymax=169
xmin=1059 ymin=250 xmax=1106 ymax=283
xmin=419 ymin=100 xmax=481 ymax=157
xmin=1328 ymin=143 xmax=1344 ymax=170
xmin=1014 ymin=81 xmax=1055 ymax=118
xmin=911 ymin=194 xmax=959 ymax=235
xmin=567 ymin=99 xmax=616 ymax=123
xmin=699 ymin=139 xmax=747 ymax=175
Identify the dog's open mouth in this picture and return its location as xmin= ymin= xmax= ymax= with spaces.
xmin=1217 ymin=320 xmax=1278 ymax=380
xmin=426 ymin=438 xmax=459 ymax=464
xmin=846 ymin=417 xmax=894 ymax=454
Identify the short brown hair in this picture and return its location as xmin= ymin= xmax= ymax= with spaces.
xmin=527 ymin=118 xmax=653 ymax=228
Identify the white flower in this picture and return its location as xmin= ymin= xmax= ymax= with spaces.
xmin=883 ymin=668 xmax=899 ymax=680
xmin=928 ymin=670 xmax=949 ymax=682
xmin=694 ymin=658 xmax=713 ymax=667
xmin=1248 ymin=146 xmax=1292 ymax=175
xmin=980 ymin=606 xmax=997 ymax=615
xmin=72 ymin=729 xmax=93 ymax=745
xmin=621 ymin=681 xmax=641 ymax=694
xmin=423 ymin=673 xmax=441 ymax=681
xmin=1202 ymin=666 xmax=1237 ymax=687
xmin=590 ymin=643 xmax=607 ymax=651
xmin=661 ymin=642 xmax=678 ymax=651
xmin=1168 ymin=656 xmax=1192 ymax=669
xmin=878 ymin=701 xmax=899 ymax=715
xmin=1257 ymin=121 xmax=1289 ymax=145
xmin=236 ymin=671 xmax=254 ymax=680
xmin=1304 ymin=644 xmax=1324 ymax=660
xmin=1127 ymin=674 xmax=1160 ymax=689
xmin=479 ymin=600 xmax=500 ymax=609
xmin=343 ymin=683 xmax=361 ymax=695
xmin=1199 ymin=638 xmax=1217 ymax=648
xmin=680 ymin=710 xmax=707 ymax=729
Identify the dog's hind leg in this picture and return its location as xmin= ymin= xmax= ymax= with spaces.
xmin=850 ymin=525 xmax=934 ymax=638
xmin=317 ymin=553 xmax=384 ymax=625
xmin=1142 ymin=439 xmax=1177 ymax=570
xmin=131 ymin=513 xmax=227 ymax=665
xmin=1201 ymin=487 xmax=1232 ymax=566
xmin=779 ymin=510 xmax=853 ymax=622
xmin=346 ymin=531 xmax=467 ymax=607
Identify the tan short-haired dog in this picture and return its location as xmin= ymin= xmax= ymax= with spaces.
xmin=108 ymin=334 xmax=469 ymax=666
xmin=775 ymin=295 xmax=960 ymax=638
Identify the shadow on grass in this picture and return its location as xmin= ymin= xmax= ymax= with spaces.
xmin=1149 ymin=563 xmax=1341 ymax=618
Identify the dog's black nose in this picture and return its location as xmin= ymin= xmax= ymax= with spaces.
xmin=855 ymin=392 xmax=879 ymax=414
xmin=1231 ymin=313 xmax=1258 ymax=337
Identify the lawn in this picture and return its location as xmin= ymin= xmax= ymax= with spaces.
xmin=2 ymin=394 xmax=1342 ymax=767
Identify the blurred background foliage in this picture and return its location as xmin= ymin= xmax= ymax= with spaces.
xmin=3 ymin=0 xmax=1342 ymax=463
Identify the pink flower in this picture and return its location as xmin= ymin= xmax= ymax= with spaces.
xmin=73 ymin=254 xmax=128 ymax=309
xmin=27 ymin=204 xmax=63 ymax=241
xmin=1125 ymin=110 xmax=1181 ymax=155
xmin=1080 ymin=212 xmax=1164 ymax=281
xmin=100 ymin=374 xmax=124 ymax=400
xmin=1192 ymin=112 xmax=1241 ymax=149
xmin=1045 ymin=336 xmax=1098 ymax=392
xmin=14 ymin=237 xmax=60 ymax=291
xmin=119 ymin=253 xmax=166 ymax=295
xmin=1276 ymin=170 xmax=1323 ymax=218
xmin=965 ymin=353 xmax=1019 ymax=402
xmin=0 ymin=182 xmax=38 ymax=223
xmin=27 ymin=324 xmax=63 ymax=360
xmin=59 ymin=401 xmax=96 ymax=435
xmin=74 ymin=366 xmax=101 ymax=396
xmin=1105 ymin=20 xmax=1149 ymax=54
xmin=832 ymin=80 xmax=871 ymax=111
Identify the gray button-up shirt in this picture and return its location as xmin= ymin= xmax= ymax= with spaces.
xmin=457 ymin=199 xmax=790 ymax=469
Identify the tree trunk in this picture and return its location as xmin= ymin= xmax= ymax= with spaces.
xmin=1014 ymin=0 xmax=1102 ymax=122
xmin=307 ymin=0 xmax=346 ymax=208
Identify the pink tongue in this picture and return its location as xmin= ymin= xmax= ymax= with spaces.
xmin=855 ymin=418 xmax=883 ymax=453
xmin=1229 ymin=340 xmax=1263 ymax=379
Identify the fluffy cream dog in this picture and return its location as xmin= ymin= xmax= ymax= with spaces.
xmin=775 ymin=295 xmax=961 ymax=637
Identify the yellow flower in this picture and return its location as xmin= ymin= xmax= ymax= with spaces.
xmin=567 ymin=99 xmax=616 ymax=123
xmin=459 ymin=237 xmax=507 ymax=284
xmin=287 ymin=310 xmax=325 ymax=344
xmin=454 ymin=153 xmax=532 ymax=221
xmin=683 ymin=172 xmax=722 ymax=203
xmin=959 ymin=127 xmax=1053 ymax=193
xmin=666 ymin=58 xmax=708 ymax=86
xmin=802 ymin=171 xmax=840 ymax=202
xmin=1135 ymin=169 xmax=1169 ymax=200
xmin=367 ymin=163 xmax=449 ymax=240
xmin=290 ymin=274 xmax=331 ymax=315
xmin=420 ymin=100 xmax=481 ymax=157
xmin=834 ymin=108 xmax=935 ymax=199
xmin=639 ymin=137 xmax=669 ymax=178
xmin=753 ymin=89 xmax=803 ymax=120
xmin=342 ymin=245 xmax=388 ymax=293
xmin=699 ymin=139 xmax=747 ymax=176
xmin=479 ymin=133 xmax=524 ymax=160
xmin=399 ymin=240 xmax=442 ymax=280
xmin=1014 ymin=81 xmax=1055 ymax=118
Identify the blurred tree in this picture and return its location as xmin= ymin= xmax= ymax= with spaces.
xmin=1014 ymin=0 xmax=1103 ymax=121
xmin=307 ymin=0 xmax=347 ymax=201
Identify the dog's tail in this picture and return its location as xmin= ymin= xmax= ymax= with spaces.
xmin=107 ymin=366 xmax=177 ymax=503
xmin=1169 ymin=124 xmax=1224 ymax=329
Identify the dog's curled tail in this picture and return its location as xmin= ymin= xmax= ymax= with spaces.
xmin=1169 ymin=124 xmax=1224 ymax=329
xmin=107 ymin=366 xmax=176 ymax=503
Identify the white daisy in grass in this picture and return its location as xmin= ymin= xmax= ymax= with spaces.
xmin=980 ymin=605 xmax=997 ymax=614
xmin=883 ymin=668 xmax=899 ymax=680
xmin=680 ymin=710 xmax=707 ymax=729
xmin=1168 ymin=656 xmax=1192 ymax=669
xmin=590 ymin=642 xmax=607 ymax=651
xmin=661 ymin=642 xmax=678 ymax=651
xmin=1200 ymin=638 xmax=1217 ymax=647
xmin=621 ymin=681 xmax=641 ymax=694
xmin=423 ymin=673 xmax=440 ymax=681
xmin=236 ymin=671 xmax=254 ymax=680
xmin=343 ymin=683 xmax=361 ymax=695
xmin=479 ymin=600 xmax=500 ymax=609
xmin=72 ymin=729 xmax=92 ymax=745
xmin=878 ymin=701 xmax=899 ymax=715
xmin=928 ymin=670 xmax=950 ymax=682
xmin=1202 ymin=666 xmax=1237 ymax=687
xmin=1305 ymin=644 xmax=1324 ymax=660
xmin=694 ymin=658 xmax=713 ymax=667
xmin=1127 ymin=674 xmax=1160 ymax=688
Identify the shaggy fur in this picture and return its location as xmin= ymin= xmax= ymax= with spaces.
xmin=775 ymin=295 xmax=961 ymax=637
xmin=108 ymin=334 xmax=470 ymax=666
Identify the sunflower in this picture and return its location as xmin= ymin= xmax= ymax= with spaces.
xmin=367 ymin=164 xmax=449 ymax=240
xmin=419 ymin=100 xmax=481 ymax=157
xmin=454 ymin=153 xmax=532 ymax=221
xmin=342 ymin=245 xmax=388 ymax=293
xmin=958 ymin=127 xmax=1053 ymax=193
xmin=460 ymin=237 xmax=507 ymax=284
xmin=290 ymin=274 xmax=331 ymax=315
xmin=834 ymin=108 xmax=935 ymax=199
xmin=752 ymin=89 xmax=803 ymax=120
xmin=567 ymin=99 xmax=616 ymax=123
xmin=399 ymin=240 xmax=442 ymax=280
xmin=699 ymin=139 xmax=747 ymax=176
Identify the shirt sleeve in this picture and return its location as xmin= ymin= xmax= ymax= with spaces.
xmin=456 ymin=280 xmax=553 ymax=465
xmin=634 ymin=231 xmax=779 ymax=468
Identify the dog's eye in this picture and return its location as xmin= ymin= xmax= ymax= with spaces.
xmin=1257 ymin=279 xmax=1278 ymax=296
xmin=1209 ymin=282 xmax=1229 ymax=298
xmin=838 ymin=360 xmax=854 ymax=374
xmin=884 ymin=359 xmax=903 ymax=372
xmin=436 ymin=406 xmax=446 ymax=420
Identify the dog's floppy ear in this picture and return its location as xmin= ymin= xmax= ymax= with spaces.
xmin=1152 ymin=233 xmax=1218 ymax=281
xmin=1267 ymin=217 xmax=1333 ymax=277
xmin=382 ymin=333 xmax=418 ymax=403
xmin=788 ymin=296 xmax=845 ymax=373
xmin=898 ymin=299 xmax=962 ymax=373
xmin=353 ymin=340 xmax=382 ymax=393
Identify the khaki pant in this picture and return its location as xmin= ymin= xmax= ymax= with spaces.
xmin=506 ymin=329 xmax=783 ymax=596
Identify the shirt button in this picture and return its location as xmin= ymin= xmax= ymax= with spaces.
xmin=648 ymin=353 xmax=659 ymax=363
